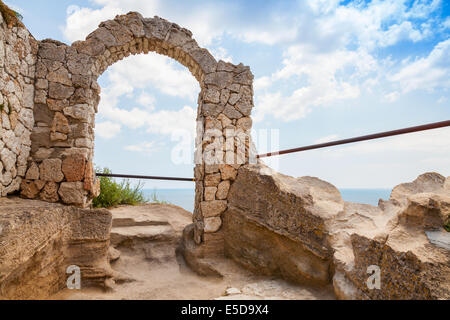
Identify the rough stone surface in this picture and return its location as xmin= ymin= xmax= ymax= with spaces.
xmin=220 ymin=164 xmax=450 ymax=299
xmin=0 ymin=16 xmax=37 ymax=195
xmin=61 ymin=154 xmax=86 ymax=182
xmin=39 ymin=159 xmax=64 ymax=182
xmin=0 ymin=197 xmax=112 ymax=299
xmin=7 ymin=12 xmax=256 ymax=246
xmin=58 ymin=182 xmax=86 ymax=206
xmin=1 ymin=8 xmax=256 ymax=288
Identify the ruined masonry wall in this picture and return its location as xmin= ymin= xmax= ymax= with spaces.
xmin=15 ymin=12 xmax=255 ymax=246
xmin=0 ymin=14 xmax=37 ymax=196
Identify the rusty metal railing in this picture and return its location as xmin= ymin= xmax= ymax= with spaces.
xmin=96 ymin=120 xmax=450 ymax=180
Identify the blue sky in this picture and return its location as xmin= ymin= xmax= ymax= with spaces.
xmin=8 ymin=0 xmax=450 ymax=189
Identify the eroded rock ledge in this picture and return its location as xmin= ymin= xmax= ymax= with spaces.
xmin=182 ymin=163 xmax=450 ymax=300
xmin=0 ymin=197 xmax=112 ymax=299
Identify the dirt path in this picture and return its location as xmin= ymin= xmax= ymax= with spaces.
xmin=50 ymin=204 xmax=335 ymax=300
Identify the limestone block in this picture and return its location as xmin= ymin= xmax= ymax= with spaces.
xmin=18 ymin=108 xmax=34 ymax=130
xmin=220 ymin=165 xmax=237 ymax=181
xmin=63 ymin=104 xmax=92 ymax=122
xmin=25 ymin=162 xmax=39 ymax=180
xmin=47 ymin=67 xmax=72 ymax=86
xmin=62 ymin=154 xmax=86 ymax=182
xmin=204 ymin=217 xmax=222 ymax=233
xmin=204 ymin=187 xmax=217 ymax=201
xmin=20 ymin=180 xmax=39 ymax=199
xmin=216 ymin=180 xmax=231 ymax=200
xmin=51 ymin=112 xmax=70 ymax=134
xmin=39 ymin=42 xmax=65 ymax=62
xmin=39 ymin=181 xmax=59 ymax=203
xmin=203 ymin=88 xmax=220 ymax=104
xmin=58 ymin=181 xmax=86 ymax=206
xmin=47 ymin=99 xmax=69 ymax=111
xmin=223 ymin=104 xmax=242 ymax=120
xmin=201 ymin=200 xmax=227 ymax=218
xmin=204 ymin=173 xmax=221 ymax=187
xmin=39 ymin=158 xmax=64 ymax=182
xmin=236 ymin=117 xmax=252 ymax=131
xmin=48 ymin=82 xmax=75 ymax=100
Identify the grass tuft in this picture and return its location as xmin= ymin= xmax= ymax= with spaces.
xmin=0 ymin=1 xmax=23 ymax=27
xmin=93 ymin=167 xmax=147 ymax=208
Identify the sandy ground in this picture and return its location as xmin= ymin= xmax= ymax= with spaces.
xmin=50 ymin=204 xmax=335 ymax=300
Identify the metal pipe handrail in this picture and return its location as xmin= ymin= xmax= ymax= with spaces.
xmin=96 ymin=173 xmax=194 ymax=182
xmin=257 ymin=120 xmax=450 ymax=158
xmin=96 ymin=120 xmax=450 ymax=180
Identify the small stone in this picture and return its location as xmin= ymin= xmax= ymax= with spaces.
xmin=20 ymin=180 xmax=39 ymax=199
xmin=200 ymin=200 xmax=227 ymax=217
xmin=35 ymin=78 xmax=48 ymax=90
xmin=225 ymin=287 xmax=241 ymax=296
xmin=50 ymin=132 xmax=67 ymax=141
xmin=51 ymin=112 xmax=71 ymax=134
xmin=62 ymin=154 xmax=86 ymax=182
xmin=25 ymin=162 xmax=39 ymax=180
xmin=216 ymin=180 xmax=231 ymax=200
xmin=39 ymin=181 xmax=59 ymax=202
xmin=48 ymin=82 xmax=75 ymax=100
xmin=220 ymin=165 xmax=237 ymax=181
xmin=223 ymin=104 xmax=243 ymax=120
xmin=236 ymin=117 xmax=252 ymax=131
xmin=204 ymin=217 xmax=222 ymax=233
xmin=63 ymin=104 xmax=92 ymax=122
xmin=58 ymin=181 xmax=86 ymax=206
xmin=205 ymin=173 xmax=221 ymax=187
xmin=204 ymin=88 xmax=220 ymax=104
xmin=47 ymin=99 xmax=69 ymax=111
xmin=39 ymin=158 xmax=64 ymax=182
xmin=217 ymin=114 xmax=232 ymax=128
xmin=228 ymin=93 xmax=240 ymax=105
xmin=47 ymin=67 xmax=72 ymax=86
xmin=220 ymin=89 xmax=230 ymax=105
xmin=204 ymin=187 xmax=217 ymax=201
xmin=83 ymin=161 xmax=94 ymax=192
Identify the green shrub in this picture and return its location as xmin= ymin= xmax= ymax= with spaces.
xmin=445 ymin=219 xmax=450 ymax=232
xmin=93 ymin=167 xmax=147 ymax=208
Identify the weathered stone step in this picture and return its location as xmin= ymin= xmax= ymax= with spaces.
xmin=112 ymin=212 xmax=169 ymax=228
xmin=110 ymin=225 xmax=176 ymax=247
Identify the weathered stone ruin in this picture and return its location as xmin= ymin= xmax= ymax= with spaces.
xmin=0 ymin=4 xmax=448 ymax=299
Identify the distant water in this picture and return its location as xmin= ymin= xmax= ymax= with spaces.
xmin=143 ymin=188 xmax=391 ymax=213
xmin=339 ymin=189 xmax=391 ymax=206
xmin=143 ymin=189 xmax=195 ymax=212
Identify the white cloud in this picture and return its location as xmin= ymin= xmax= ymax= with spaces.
xmin=125 ymin=141 xmax=160 ymax=153
xmin=383 ymin=91 xmax=400 ymax=103
xmin=210 ymin=47 xmax=233 ymax=63
xmin=327 ymin=127 xmax=450 ymax=156
xmin=96 ymin=121 xmax=122 ymax=139
xmin=315 ymin=134 xmax=339 ymax=144
xmin=137 ymin=92 xmax=155 ymax=110
xmin=253 ymin=46 xmax=375 ymax=122
xmin=389 ymin=39 xmax=450 ymax=93
xmin=102 ymin=54 xmax=199 ymax=102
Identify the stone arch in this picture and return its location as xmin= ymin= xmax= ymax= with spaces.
xmin=23 ymin=12 xmax=255 ymax=246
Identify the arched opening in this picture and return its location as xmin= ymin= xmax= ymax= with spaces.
xmin=24 ymin=12 xmax=255 ymax=249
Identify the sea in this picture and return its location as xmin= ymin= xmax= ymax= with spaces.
xmin=142 ymin=188 xmax=392 ymax=213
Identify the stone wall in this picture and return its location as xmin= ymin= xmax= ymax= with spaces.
xmin=0 ymin=197 xmax=112 ymax=299
xmin=16 ymin=12 xmax=255 ymax=249
xmin=0 ymin=11 xmax=37 ymax=197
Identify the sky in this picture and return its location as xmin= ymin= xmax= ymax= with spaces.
xmin=7 ymin=0 xmax=450 ymax=189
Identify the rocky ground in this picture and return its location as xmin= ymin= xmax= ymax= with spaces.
xmin=49 ymin=203 xmax=335 ymax=300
